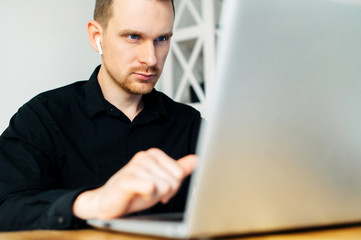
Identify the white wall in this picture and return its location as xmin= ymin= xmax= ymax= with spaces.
xmin=0 ymin=0 xmax=100 ymax=132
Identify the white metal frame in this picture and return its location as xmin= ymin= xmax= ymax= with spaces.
xmin=160 ymin=0 xmax=223 ymax=117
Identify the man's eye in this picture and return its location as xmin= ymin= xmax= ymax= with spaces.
xmin=155 ymin=36 xmax=168 ymax=43
xmin=128 ymin=34 xmax=140 ymax=40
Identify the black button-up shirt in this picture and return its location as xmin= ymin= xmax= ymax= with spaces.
xmin=0 ymin=66 xmax=201 ymax=231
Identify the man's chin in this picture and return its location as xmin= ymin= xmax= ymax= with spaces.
xmin=123 ymin=84 xmax=155 ymax=95
xmin=120 ymin=76 xmax=158 ymax=95
xmin=129 ymin=89 xmax=153 ymax=95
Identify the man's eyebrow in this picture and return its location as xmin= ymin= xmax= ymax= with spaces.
xmin=162 ymin=31 xmax=173 ymax=38
xmin=118 ymin=29 xmax=144 ymax=36
xmin=118 ymin=29 xmax=173 ymax=38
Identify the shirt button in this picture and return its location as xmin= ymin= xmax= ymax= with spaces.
xmin=57 ymin=216 xmax=64 ymax=224
xmin=110 ymin=108 xmax=114 ymax=112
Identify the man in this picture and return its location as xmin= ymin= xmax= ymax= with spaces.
xmin=0 ymin=0 xmax=201 ymax=231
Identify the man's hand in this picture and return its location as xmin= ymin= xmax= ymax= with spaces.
xmin=73 ymin=148 xmax=197 ymax=220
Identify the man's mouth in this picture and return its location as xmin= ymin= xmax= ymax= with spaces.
xmin=133 ymin=72 xmax=156 ymax=81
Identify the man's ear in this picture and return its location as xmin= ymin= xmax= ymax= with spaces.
xmin=88 ymin=20 xmax=103 ymax=55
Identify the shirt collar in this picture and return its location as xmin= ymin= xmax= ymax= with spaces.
xmin=84 ymin=65 xmax=106 ymax=118
xmin=84 ymin=65 xmax=168 ymax=121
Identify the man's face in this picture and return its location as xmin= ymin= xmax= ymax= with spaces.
xmin=100 ymin=0 xmax=174 ymax=95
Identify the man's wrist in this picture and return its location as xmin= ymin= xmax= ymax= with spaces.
xmin=72 ymin=189 xmax=100 ymax=220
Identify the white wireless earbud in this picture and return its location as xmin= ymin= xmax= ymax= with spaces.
xmin=96 ymin=38 xmax=103 ymax=55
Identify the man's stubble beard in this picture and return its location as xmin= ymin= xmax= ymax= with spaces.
xmin=106 ymin=64 xmax=160 ymax=95
xmin=120 ymin=75 xmax=159 ymax=95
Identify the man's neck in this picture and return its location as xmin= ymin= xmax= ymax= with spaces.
xmin=109 ymin=93 xmax=144 ymax=122
xmin=97 ymin=69 xmax=144 ymax=122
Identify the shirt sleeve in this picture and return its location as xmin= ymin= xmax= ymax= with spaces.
xmin=0 ymin=189 xmax=88 ymax=230
xmin=0 ymin=100 xmax=87 ymax=231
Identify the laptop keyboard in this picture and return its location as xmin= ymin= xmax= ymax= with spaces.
xmin=124 ymin=212 xmax=184 ymax=222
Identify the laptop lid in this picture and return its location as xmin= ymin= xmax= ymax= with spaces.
xmin=185 ymin=0 xmax=361 ymax=237
xmin=88 ymin=0 xmax=361 ymax=238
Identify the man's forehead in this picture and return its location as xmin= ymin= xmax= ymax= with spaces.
xmin=112 ymin=0 xmax=173 ymax=11
xmin=109 ymin=0 xmax=174 ymax=32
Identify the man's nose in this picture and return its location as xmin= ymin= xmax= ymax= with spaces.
xmin=138 ymin=41 xmax=157 ymax=67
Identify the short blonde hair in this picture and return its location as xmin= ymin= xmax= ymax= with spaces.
xmin=94 ymin=0 xmax=175 ymax=29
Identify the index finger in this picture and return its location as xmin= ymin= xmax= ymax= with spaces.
xmin=146 ymin=148 xmax=186 ymax=180
xmin=177 ymin=154 xmax=198 ymax=176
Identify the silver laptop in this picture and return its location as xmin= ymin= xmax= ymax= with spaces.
xmin=88 ymin=0 xmax=361 ymax=238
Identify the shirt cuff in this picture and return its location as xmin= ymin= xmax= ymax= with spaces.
xmin=45 ymin=187 xmax=92 ymax=229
